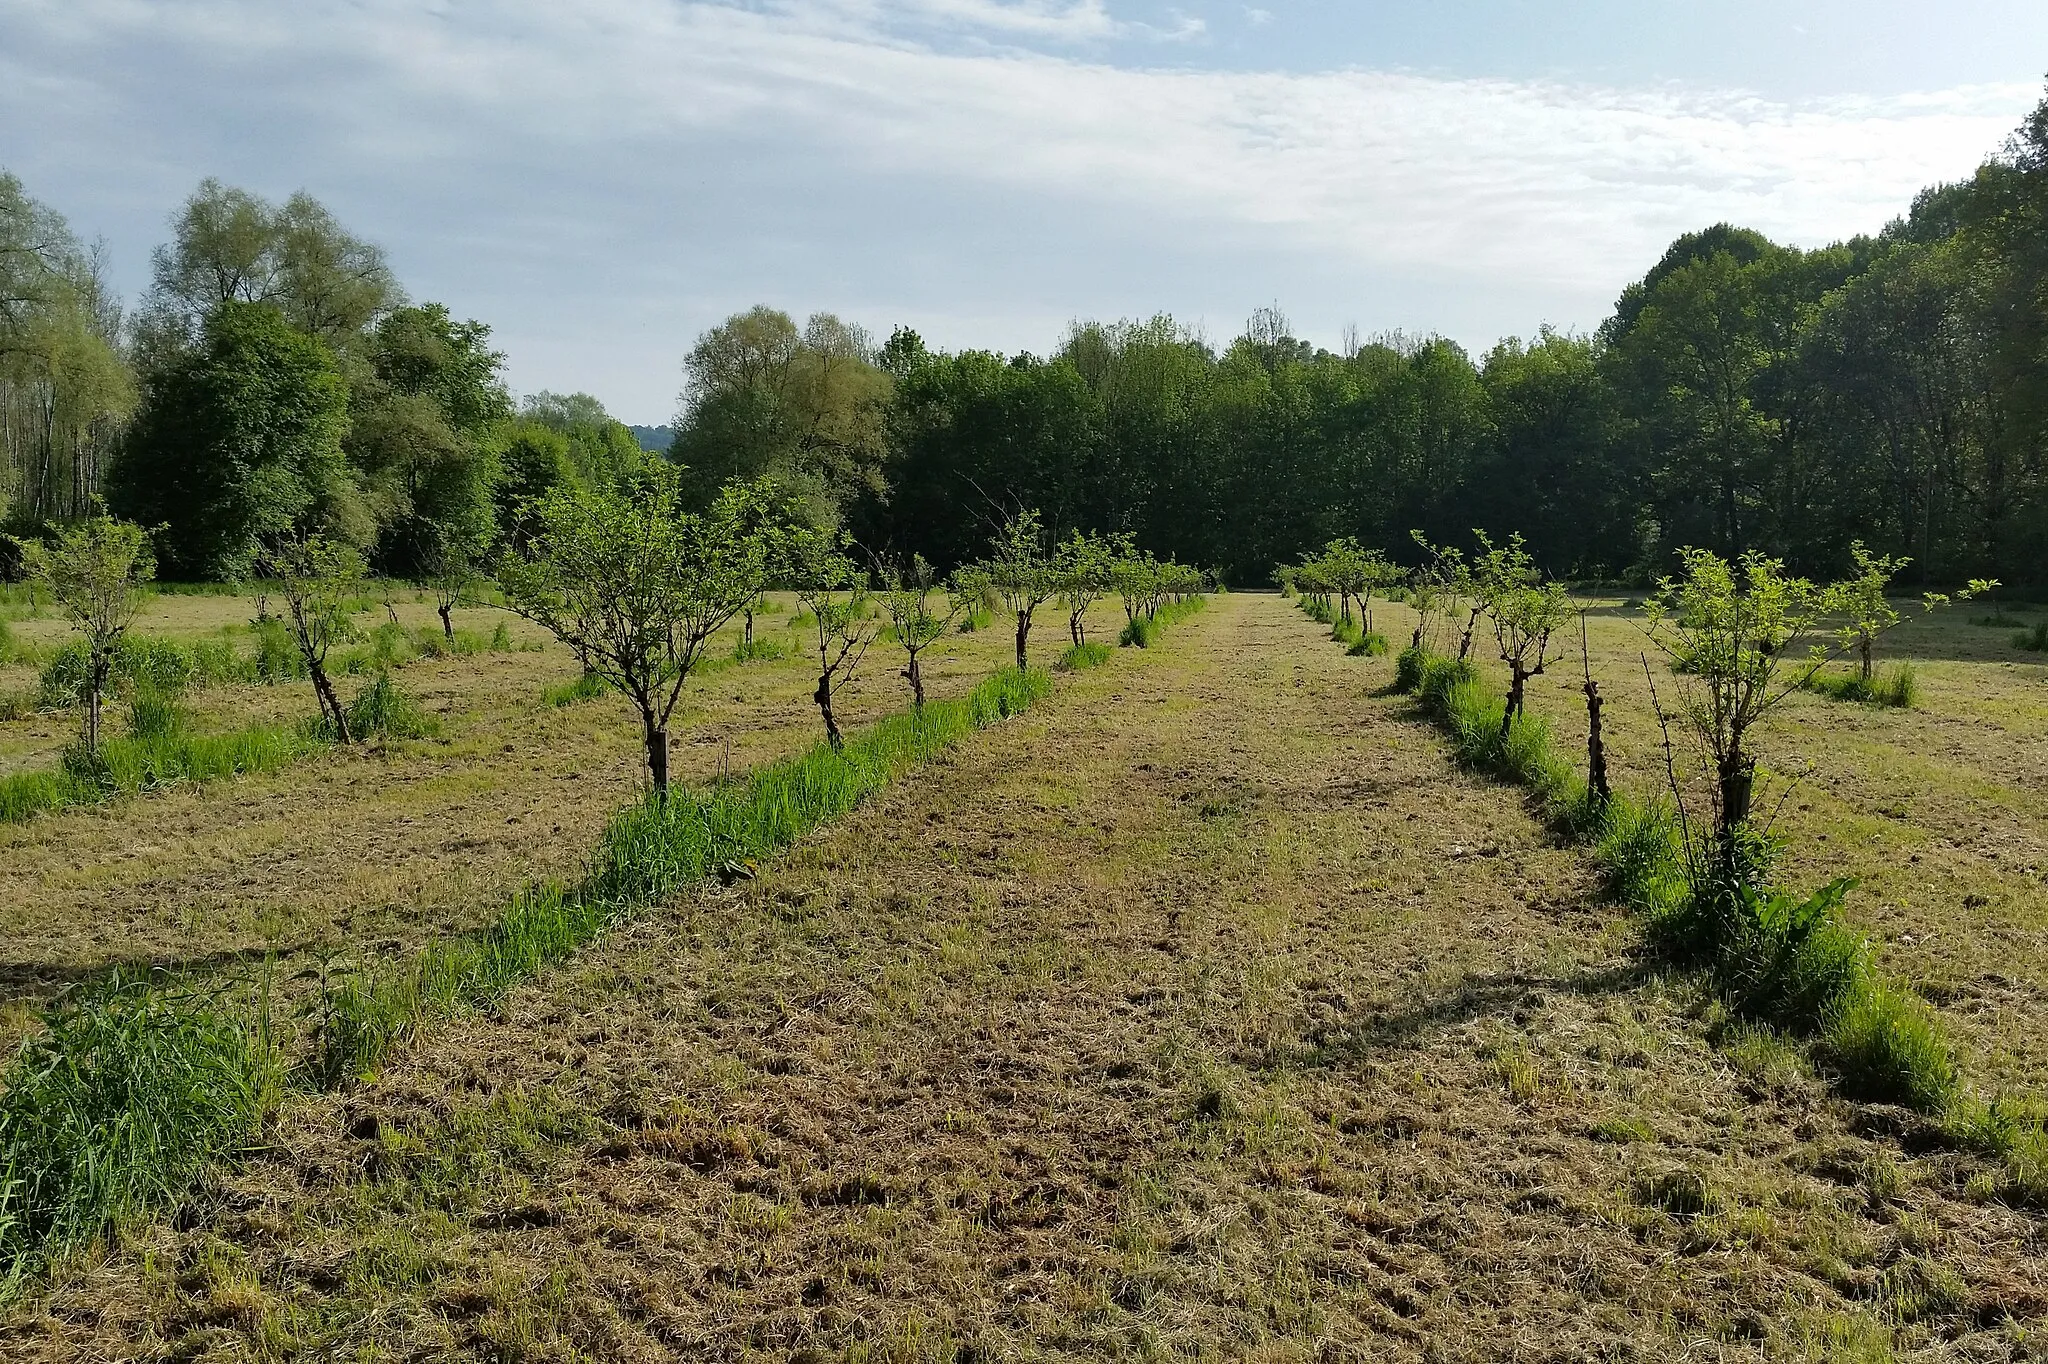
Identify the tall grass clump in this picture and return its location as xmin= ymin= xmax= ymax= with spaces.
xmin=542 ymin=670 xmax=609 ymax=707
xmin=315 ymin=666 xmax=1052 ymax=1082
xmin=1057 ymin=640 xmax=1113 ymax=671
xmin=1804 ymin=662 xmax=1918 ymax=707
xmin=1346 ymin=630 xmax=1388 ymax=657
xmin=0 ymin=974 xmax=274 ymax=1294
xmin=331 ymin=672 xmax=434 ymax=740
xmin=2014 ymin=623 xmax=2048 ymax=652
xmin=0 ymin=690 xmax=317 ymax=825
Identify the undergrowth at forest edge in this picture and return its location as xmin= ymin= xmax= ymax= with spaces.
xmin=0 ymin=663 xmax=1067 ymax=1294
xmin=1358 ymin=609 xmax=2047 ymax=1206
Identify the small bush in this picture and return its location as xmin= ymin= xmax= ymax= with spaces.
xmin=1345 ymin=630 xmax=1388 ymax=657
xmin=731 ymin=635 xmax=785 ymax=663
xmin=1057 ymin=640 xmax=1113 ymax=672
xmin=1330 ymin=617 xmax=1364 ymax=648
xmin=1119 ymin=616 xmax=1157 ymax=648
xmin=1393 ymin=644 xmax=1426 ymax=691
xmin=338 ymin=673 xmax=434 ymax=740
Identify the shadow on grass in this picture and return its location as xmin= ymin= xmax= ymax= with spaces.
xmin=1282 ymin=961 xmax=1653 ymax=1070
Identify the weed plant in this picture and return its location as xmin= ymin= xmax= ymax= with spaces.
xmin=1346 ymin=630 xmax=1389 ymax=657
xmin=2014 ymin=623 xmax=2047 ymax=652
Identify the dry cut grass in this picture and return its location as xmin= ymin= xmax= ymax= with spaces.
xmin=5 ymin=594 xmax=2043 ymax=1360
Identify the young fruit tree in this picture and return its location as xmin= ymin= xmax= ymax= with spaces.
xmin=973 ymin=509 xmax=1057 ymax=671
xmin=258 ymin=532 xmax=366 ymax=743
xmin=1642 ymin=548 xmax=1842 ymax=874
xmin=13 ymin=507 xmax=154 ymax=754
xmin=879 ymin=553 xmax=960 ymax=708
xmin=498 ymin=466 xmax=771 ymax=795
xmin=1405 ymin=531 xmax=1466 ymax=653
xmin=1472 ymin=532 xmax=1570 ymax=736
xmin=1054 ymin=530 xmax=1123 ymax=648
xmin=787 ymin=527 xmax=877 ymax=749
xmin=1832 ymin=540 xmax=1993 ymax=682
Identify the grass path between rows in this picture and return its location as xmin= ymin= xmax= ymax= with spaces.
xmin=10 ymin=594 xmax=2046 ymax=1360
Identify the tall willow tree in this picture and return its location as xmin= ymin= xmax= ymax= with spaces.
xmin=0 ymin=172 xmax=134 ymax=532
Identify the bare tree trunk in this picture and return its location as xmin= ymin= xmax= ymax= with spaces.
xmin=1459 ymin=608 xmax=1481 ymax=661
xmin=1859 ymin=635 xmax=1872 ymax=682
xmin=1584 ymin=676 xmax=1610 ymax=806
xmin=1014 ymin=611 xmax=1030 ymax=672
xmin=815 ymin=672 xmax=843 ymax=750
xmin=438 ymin=601 xmax=454 ymax=641
xmin=903 ymin=653 xmax=926 ymax=708
xmin=310 ymin=657 xmax=350 ymax=744
xmin=642 ymin=710 xmax=669 ymax=795
xmin=1500 ymin=667 xmax=1526 ymax=740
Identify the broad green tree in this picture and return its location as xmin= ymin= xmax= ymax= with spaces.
xmin=498 ymin=466 xmax=770 ymax=795
xmin=110 ymin=300 xmax=357 ymax=579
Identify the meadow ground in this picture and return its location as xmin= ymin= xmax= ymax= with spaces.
xmin=1495 ymin=595 xmax=2048 ymax=1099
xmin=4 ymin=592 xmax=2044 ymax=1361
xmin=0 ymin=587 xmax=1032 ymax=1049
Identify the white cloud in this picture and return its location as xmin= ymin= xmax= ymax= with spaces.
xmin=0 ymin=0 xmax=2032 ymax=415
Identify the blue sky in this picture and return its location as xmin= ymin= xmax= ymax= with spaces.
xmin=2 ymin=1 xmax=2043 ymax=424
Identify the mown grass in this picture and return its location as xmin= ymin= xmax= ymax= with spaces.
xmin=1366 ymin=632 xmax=2048 ymax=1205
xmin=0 ymin=661 xmax=1065 ymax=1292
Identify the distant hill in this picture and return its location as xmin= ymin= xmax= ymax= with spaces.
xmin=628 ymin=424 xmax=674 ymax=453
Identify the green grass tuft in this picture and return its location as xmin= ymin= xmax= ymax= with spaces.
xmin=1804 ymin=663 xmax=1917 ymax=708
xmin=1345 ymin=630 xmax=1388 ymax=657
xmin=1057 ymin=640 xmax=1114 ymax=671
xmin=542 ymin=670 xmax=609 ymax=707
xmin=2013 ymin=622 xmax=2047 ymax=652
xmin=0 ymin=975 xmax=274 ymax=1294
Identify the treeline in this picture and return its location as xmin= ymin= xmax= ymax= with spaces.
xmin=4 ymin=86 xmax=2045 ymax=587
xmin=0 ymin=178 xmax=645 ymax=580
xmin=682 ymin=88 xmax=2048 ymax=589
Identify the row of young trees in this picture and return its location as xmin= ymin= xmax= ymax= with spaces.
xmin=500 ymin=484 xmax=1205 ymax=791
xmin=1293 ymin=528 xmax=1989 ymax=878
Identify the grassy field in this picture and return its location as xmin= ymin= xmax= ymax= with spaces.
xmin=2 ymin=592 xmax=2044 ymax=1360
xmin=0 ymin=587 xmax=1036 ymax=1051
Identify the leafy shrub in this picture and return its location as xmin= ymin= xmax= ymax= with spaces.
xmin=1057 ymin=640 xmax=1113 ymax=672
xmin=1394 ymin=644 xmax=1427 ymax=691
xmin=0 ymin=974 xmax=273 ymax=1287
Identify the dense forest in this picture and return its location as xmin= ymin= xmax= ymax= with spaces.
xmin=3 ymin=86 xmax=2044 ymax=587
